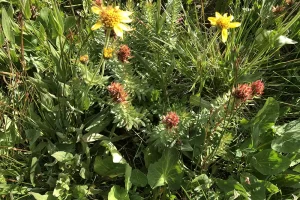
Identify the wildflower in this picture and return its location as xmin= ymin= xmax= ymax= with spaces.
xmin=162 ymin=112 xmax=180 ymax=129
xmin=80 ymin=55 xmax=89 ymax=63
xmin=94 ymin=0 xmax=102 ymax=6
xmin=208 ymin=12 xmax=241 ymax=43
xmin=251 ymin=80 xmax=264 ymax=96
xmin=107 ymin=82 xmax=127 ymax=103
xmin=117 ymin=45 xmax=131 ymax=63
xmin=245 ymin=177 xmax=251 ymax=185
xmin=233 ymin=84 xmax=252 ymax=102
xmin=91 ymin=5 xmax=133 ymax=39
xmin=272 ymin=5 xmax=285 ymax=14
xmin=103 ymin=47 xmax=114 ymax=59
xmin=285 ymin=0 xmax=294 ymax=5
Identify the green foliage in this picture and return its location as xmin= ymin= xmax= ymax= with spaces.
xmin=0 ymin=0 xmax=299 ymax=199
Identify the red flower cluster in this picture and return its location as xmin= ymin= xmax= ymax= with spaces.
xmin=107 ymin=82 xmax=128 ymax=103
xmin=234 ymin=80 xmax=264 ymax=101
xmin=162 ymin=112 xmax=180 ymax=129
xmin=251 ymin=80 xmax=264 ymax=96
xmin=117 ymin=45 xmax=131 ymax=63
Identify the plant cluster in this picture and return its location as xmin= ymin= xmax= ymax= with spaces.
xmin=0 ymin=0 xmax=300 ymax=199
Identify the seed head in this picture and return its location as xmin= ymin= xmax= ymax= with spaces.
xmin=107 ymin=82 xmax=127 ymax=103
xmin=117 ymin=45 xmax=131 ymax=63
xmin=233 ymin=84 xmax=253 ymax=101
xmin=251 ymin=80 xmax=264 ymax=96
xmin=162 ymin=112 xmax=180 ymax=129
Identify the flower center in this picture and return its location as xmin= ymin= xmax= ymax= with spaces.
xmin=100 ymin=7 xmax=121 ymax=28
xmin=216 ymin=17 xmax=230 ymax=29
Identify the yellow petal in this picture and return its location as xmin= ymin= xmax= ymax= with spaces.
xmin=222 ymin=28 xmax=228 ymax=43
xmin=114 ymin=26 xmax=124 ymax=39
xmin=118 ymin=23 xmax=132 ymax=31
xmin=91 ymin=6 xmax=101 ymax=14
xmin=120 ymin=11 xmax=133 ymax=17
xmin=229 ymin=22 xmax=241 ymax=28
xmin=91 ymin=22 xmax=102 ymax=30
xmin=215 ymin=12 xmax=222 ymax=19
xmin=121 ymin=16 xmax=133 ymax=23
xmin=208 ymin=17 xmax=217 ymax=25
xmin=223 ymin=13 xmax=228 ymax=17
xmin=229 ymin=15 xmax=234 ymax=21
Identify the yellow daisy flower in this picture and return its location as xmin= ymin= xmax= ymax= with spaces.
xmin=91 ymin=5 xmax=133 ymax=39
xmin=208 ymin=12 xmax=241 ymax=43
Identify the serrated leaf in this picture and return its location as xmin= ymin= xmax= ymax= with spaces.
xmin=271 ymin=119 xmax=300 ymax=153
xmin=251 ymin=149 xmax=291 ymax=175
xmin=131 ymin=169 xmax=148 ymax=187
xmin=51 ymin=151 xmax=74 ymax=162
xmin=147 ymin=148 xmax=183 ymax=190
xmin=108 ymin=185 xmax=130 ymax=200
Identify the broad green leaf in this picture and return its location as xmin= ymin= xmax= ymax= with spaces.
xmin=147 ymin=148 xmax=183 ymax=190
xmin=251 ymin=149 xmax=291 ymax=175
xmin=82 ymin=133 xmax=108 ymax=142
xmin=143 ymin=146 xmax=160 ymax=168
xmin=250 ymin=97 xmax=279 ymax=146
xmin=271 ymin=119 xmax=300 ymax=153
xmin=1 ymin=7 xmax=14 ymax=43
xmin=131 ymin=169 xmax=148 ymax=187
xmin=240 ymin=173 xmax=267 ymax=200
xmin=30 ymin=157 xmax=38 ymax=187
xmin=216 ymin=177 xmax=249 ymax=199
xmin=25 ymin=129 xmax=41 ymax=146
xmin=264 ymin=181 xmax=279 ymax=194
xmin=94 ymin=156 xmax=125 ymax=177
xmin=51 ymin=151 xmax=74 ymax=162
xmin=22 ymin=0 xmax=31 ymax=19
xmin=85 ymin=113 xmax=111 ymax=134
xmin=108 ymin=185 xmax=130 ymax=200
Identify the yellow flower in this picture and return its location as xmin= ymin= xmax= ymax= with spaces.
xmin=80 ymin=55 xmax=89 ymax=63
xmin=103 ymin=47 xmax=114 ymax=59
xmin=208 ymin=12 xmax=241 ymax=43
xmin=91 ymin=5 xmax=133 ymax=39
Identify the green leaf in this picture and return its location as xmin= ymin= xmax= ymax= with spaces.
xmin=85 ymin=113 xmax=111 ymax=134
xmin=25 ymin=129 xmax=41 ymax=146
xmin=1 ymin=7 xmax=14 ymax=43
xmin=51 ymin=151 xmax=74 ymax=162
xmin=31 ymin=192 xmax=56 ymax=200
xmin=125 ymin=164 xmax=132 ymax=192
xmin=30 ymin=157 xmax=38 ymax=187
xmin=22 ymin=0 xmax=32 ymax=19
xmin=64 ymin=16 xmax=76 ymax=32
xmin=100 ymin=140 xmax=126 ymax=164
xmin=250 ymin=97 xmax=279 ymax=146
xmin=271 ymin=119 xmax=300 ymax=153
xmin=216 ymin=177 xmax=249 ymax=199
xmin=108 ymin=185 xmax=130 ymax=200
xmin=72 ymin=185 xmax=89 ymax=199
xmin=147 ymin=148 xmax=183 ymax=190
xmin=272 ymin=173 xmax=300 ymax=188
xmin=251 ymin=149 xmax=291 ymax=175
xmin=131 ymin=169 xmax=148 ymax=187
xmin=94 ymin=156 xmax=125 ymax=177
xmin=82 ymin=133 xmax=108 ymax=142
